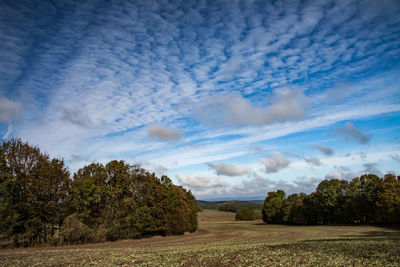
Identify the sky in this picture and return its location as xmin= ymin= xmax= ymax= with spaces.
xmin=1 ymin=0 xmax=400 ymax=200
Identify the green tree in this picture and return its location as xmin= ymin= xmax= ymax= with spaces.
xmin=347 ymin=174 xmax=382 ymax=224
xmin=262 ymin=190 xmax=289 ymax=224
xmin=314 ymin=179 xmax=347 ymax=224
xmin=71 ymin=161 xmax=198 ymax=242
xmin=0 ymin=139 xmax=71 ymax=246
xmin=302 ymin=193 xmax=319 ymax=224
xmin=287 ymin=193 xmax=307 ymax=225
xmin=72 ymin=163 xmax=108 ymax=229
xmin=377 ymin=174 xmax=400 ymax=225
xmin=235 ymin=207 xmax=257 ymax=221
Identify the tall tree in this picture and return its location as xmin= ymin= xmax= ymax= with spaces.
xmin=377 ymin=174 xmax=400 ymax=224
xmin=347 ymin=174 xmax=382 ymax=224
xmin=287 ymin=193 xmax=307 ymax=225
xmin=0 ymin=139 xmax=71 ymax=246
xmin=314 ymin=179 xmax=347 ymax=224
xmin=262 ymin=190 xmax=289 ymax=224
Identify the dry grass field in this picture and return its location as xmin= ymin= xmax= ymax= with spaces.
xmin=1 ymin=210 xmax=399 ymax=266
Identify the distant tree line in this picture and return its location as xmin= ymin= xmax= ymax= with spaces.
xmin=0 ymin=139 xmax=198 ymax=247
xmin=197 ymin=200 xmax=263 ymax=212
xmin=262 ymin=174 xmax=400 ymax=225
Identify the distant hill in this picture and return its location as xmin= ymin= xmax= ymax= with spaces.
xmin=197 ymin=200 xmax=263 ymax=212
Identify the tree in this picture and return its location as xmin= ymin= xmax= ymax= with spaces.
xmin=302 ymin=193 xmax=319 ymax=225
xmin=347 ymin=174 xmax=382 ymax=224
xmin=262 ymin=190 xmax=289 ymax=224
xmin=0 ymin=138 xmax=71 ymax=246
xmin=72 ymin=163 xmax=108 ymax=229
xmin=314 ymin=179 xmax=347 ymax=224
xmin=0 ymin=139 xmax=199 ymax=246
xmin=287 ymin=193 xmax=306 ymax=225
xmin=71 ymin=161 xmax=199 ymax=242
xmin=377 ymin=174 xmax=400 ymax=225
xmin=235 ymin=207 xmax=258 ymax=221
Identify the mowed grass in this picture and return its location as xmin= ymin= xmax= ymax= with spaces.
xmin=1 ymin=210 xmax=399 ymax=266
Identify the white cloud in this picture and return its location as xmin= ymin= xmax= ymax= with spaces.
xmin=260 ymin=151 xmax=289 ymax=173
xmin=201 ymin=175 xmax=323 ymax=198
xmin=140 ymin=161 xmax=169 ymax=177
xmin=325 ymin=171 xmax=344 ymax=180
xmin=290 ymin=177 xmax=322 ymax=194
xmin=196 ymin=87 xmax=309 ymax=127
xmin=206 ymin=162 xmax=248 ymax=176
xmin=0 ymin=97 xmax=21 ymax=123
xmin=147 ymin=124 xmax=181 ymax=141
xmin=1 ymin=0 xmax=399 ymax=199
xmin=231 ymin=176 xmax=274 ymax=196
xmin=176 ymin=173 xmax=228 ymax=196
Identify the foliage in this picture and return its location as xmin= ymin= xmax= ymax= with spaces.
xmin=262 ymin=174 xmax=400 ymax=226
xmin=262 ymin=190 xmax=290 ymax=224
xmin=0 ymin=138 xmax=71 ymax=246
xmin=71 ymin=161 xmax=198 ymax=241
xmin=235 ymin=207 xmax=259 ymax=221
xmin=286 ymin=193 xmax=307 ymax=225
xmin=0 ymin=139 xmax=198 ymax=246
xmin=347 ymin=174 xmax=382 ymax=224
xmin=378 ymin=174 xmax=400 ymax=224
xmin=60 ymin=214 xmax=94 ymax=244
xmin=314 ymin=179 xmax=347 ymax=224
xmin=197 ymin=200 xmax=263 ymax=211
xmin=217 ymin=201 xmax=240 ymax=212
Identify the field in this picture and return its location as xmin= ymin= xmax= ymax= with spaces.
xmin=1 ymin=210 xmax=399 ymax=266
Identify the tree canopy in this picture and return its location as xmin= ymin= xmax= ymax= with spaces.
xmin=262 ymin=174 xmax=400 ymax=226
xmin=0 ymin=139 xmax=198 ymax=246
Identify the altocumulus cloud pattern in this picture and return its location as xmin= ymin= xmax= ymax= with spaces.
xmin=0 ymin=0 xmax=400 ymax=199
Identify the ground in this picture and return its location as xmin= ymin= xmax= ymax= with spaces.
xmin=1 ymin=210 xmax=399 ymax=266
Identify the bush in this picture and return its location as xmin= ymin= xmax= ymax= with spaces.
xmin=60 ymin=214 xmax=93 ymax=244
xmin=235 ymin=208 xmax=257 ymax=221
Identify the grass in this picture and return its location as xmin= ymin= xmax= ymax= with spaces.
xmin=1 ymin=210 xmax=399 ymax=266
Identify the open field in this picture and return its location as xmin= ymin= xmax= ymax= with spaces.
xmin=1 ymin=210 xmax=399 ymax=266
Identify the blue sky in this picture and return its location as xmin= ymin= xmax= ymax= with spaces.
xmin=1 ymin=0 xmax=400 ymax=200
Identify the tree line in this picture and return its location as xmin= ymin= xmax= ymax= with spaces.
xmin=262 ymin=174 xmax=400 ymax=225
xmin=0 ymin=139 xmax=198 ymax=247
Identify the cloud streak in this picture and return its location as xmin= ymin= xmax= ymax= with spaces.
xmin=313 ymin=145 xmax=334 ymax=156
xmin=304 ymin=156 xmax=323 ymax=167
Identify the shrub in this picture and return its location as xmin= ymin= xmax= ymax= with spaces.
xmin=60 ymin=214 xmax=93 ymax=244
xmin=235 ymin=208 xmax=256 ymax=221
